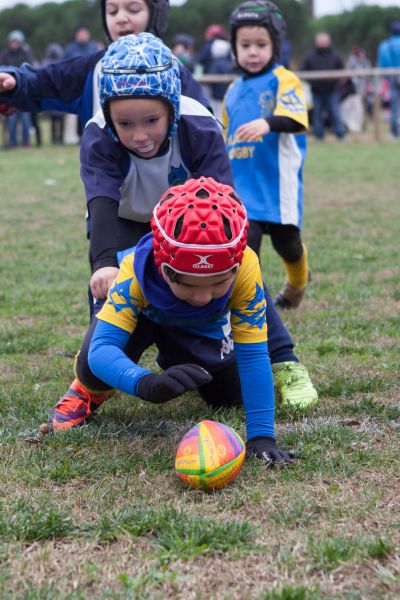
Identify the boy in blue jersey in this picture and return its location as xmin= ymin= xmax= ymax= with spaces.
xmin=49 ymin=176 xmax=297 ymax=466
xmin=223 ymin=1 xmax=310 ymax=310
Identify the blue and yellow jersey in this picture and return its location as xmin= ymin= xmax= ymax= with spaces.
xmin=90 ymin=234 xmax=275 ymax=439
xmin=97 ymin=238 xmax=267 ymax=345
xmin=222 ymin=65 xmax=308 ymax=228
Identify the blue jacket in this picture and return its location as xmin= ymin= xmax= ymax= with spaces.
xmin=0 ymin=50 xmax=211 ymax=126
xmin=378 ymin=35 xmax=400 ymax=68
xmin=82 ymin=95 xmax=232 ymax=271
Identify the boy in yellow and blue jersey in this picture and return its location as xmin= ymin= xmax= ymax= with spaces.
xmin=223 ymin=1 xmax=310 ymax=309
xmin=49 ymin=177 xmax=297 ymax=466
xmin=40 ymin=32 xmax=317 ymax=432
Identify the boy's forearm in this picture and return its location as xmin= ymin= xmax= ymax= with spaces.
xmin=234 ymin=341 xmax=275 ymax=439
xmin=266 ymin=115 xmax=305 ymax=133
xmin=88 ymin=197 xmax=119 ymax=271
xmin=1 ymin=52 xmax=103 ymax=118
xmin=89 ymin=319 xmax=151 ymax=394
xmin=0 ymin=65 xmax=41 ymax=111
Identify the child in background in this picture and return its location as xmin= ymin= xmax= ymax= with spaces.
xmin=223 ymin=1 xmax=310 ymax=309
xmin=49 ymin=176 xmax=297 ymax=466
xmin=171 ymin=33 xmax=196 ymax=72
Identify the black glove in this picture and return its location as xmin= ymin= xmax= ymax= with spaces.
xmin=246 ymin=436 xmax=298 ymax=466
xmin=137 ymin=364 xmax=213 ymax=404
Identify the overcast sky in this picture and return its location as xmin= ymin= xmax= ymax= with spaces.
xmin=0 ymin=0 xmax=399 ymax=17
xmin=0 ymin=0 xmax=185 ymax=8
xmin=0 ymin=0 xmax=186 ymax=8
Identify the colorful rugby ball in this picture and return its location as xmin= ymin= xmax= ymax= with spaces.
xmin=175 ymin=420 xmax=245 ymax=490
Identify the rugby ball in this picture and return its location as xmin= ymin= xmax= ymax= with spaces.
xmin=175 ymin=420 xmax=245 ymax=490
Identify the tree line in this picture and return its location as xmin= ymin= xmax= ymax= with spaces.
xmin=0 ymin=0 xmax=399 ymax=65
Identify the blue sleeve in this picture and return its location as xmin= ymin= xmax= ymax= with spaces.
xmin=178 ymin=114 xmax=233 ymax=186
xmin=88 ymin=320 xmax=151 ymax=395
xmin=0 ymin=51 xmax=104 ymax=125
xmin=235 ymin=341 xmax=275 ymax=439
xmin=179 ymin=62 xmax=212 ymax=111
xmin=80 ymin=122 xmax=129 ymax=204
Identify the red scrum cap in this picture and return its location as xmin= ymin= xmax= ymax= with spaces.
xmin=151 ymin=177 xmax=248 ymax=277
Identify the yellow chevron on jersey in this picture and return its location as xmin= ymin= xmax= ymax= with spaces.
xmin=97 ymin=247 xmax=267 ymax=343
xmin=272 ymin=66 xmax=308 ymax=128
xmin=229 ymin=247 xmax=267 ymax=344
xmin=98 ymin=253 xmax=148 ymax=334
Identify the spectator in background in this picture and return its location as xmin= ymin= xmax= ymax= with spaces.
xmin=346 ymin=46 xmax=372 ymax=119
xmin=279 ymin=37 xmax=292 ymax=69
xmin=42 ymin=43 xmax=65 ymax=144
xmin=171 ymin=33 xmax=195 ymax=72
xmin=64 ymin=25 xmax=99 ymax=141
xmin=0 ymin=30 xmax=33 ymax=148
xmin=198 ymin=24 xmax=234 ymax=121
xmin=377 ymin=20 xmax=400 ymax=139
xmin=346 ymin=46 xmax=371 ymax=97
xmin=302 ymin=32 xmax=345 ymax=140
xmin=64 ymin=25 xmax=98 ymax=60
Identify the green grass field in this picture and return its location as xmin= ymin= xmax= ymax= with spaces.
xmin=0 ymin=136 xmax=399 ymax=599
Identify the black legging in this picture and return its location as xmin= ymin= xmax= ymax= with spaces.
xmin=76 ymin=313 xmax=243 ymax=409
xmin=247 ymin=221 xmax=303 ymax=263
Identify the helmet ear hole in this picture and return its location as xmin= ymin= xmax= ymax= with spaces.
xmin=173 ymin=215 xmax=184 ymax=239
xmin=229 ymin=191 xmax=241 ymax=205
xmin=195 ymin=188 xmax=210 ymax=199
xmin=160 ymin=193 xmax=174 ymax=205
xmin=222 ymin=215 xmax=233 ymax=240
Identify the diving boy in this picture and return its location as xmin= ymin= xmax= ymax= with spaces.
xmin=45 ymin=33 xmax=317 ymax=420
xmin=50 ymin=176 xmax=296 ymax=465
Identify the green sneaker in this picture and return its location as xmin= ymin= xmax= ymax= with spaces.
xmin=272 ymin=361 xmax=318 ymax=409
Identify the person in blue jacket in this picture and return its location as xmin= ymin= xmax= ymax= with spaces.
xmin=377 ymin=20 xmax=400 ymax=138
xmin=49 ymin=174 xmax=298 ymax=466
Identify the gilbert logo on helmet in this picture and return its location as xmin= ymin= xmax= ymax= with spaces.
xmin=193 ymin=255 xmax=214 ymax=269
xmin=238 ymin=12 xmax=262 ymax=20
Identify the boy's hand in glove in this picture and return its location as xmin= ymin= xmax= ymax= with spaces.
xmin=137 ymin=364 xmax=212 ymax=404
xmin=246 ymin=436 xmax=299 ymax=466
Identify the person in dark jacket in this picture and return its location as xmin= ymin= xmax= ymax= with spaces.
xmin=302 ymin=32 xmax=345 ymax=140
xmin=42 ymin=43 xmax=65 ymax=144
xmin=0 ymin=30 xmax=33 ymax=147
xmin=198 ymin=24 xmax=235 ymax=120
xmin=171 ymin=33 xmax=195 ymax=72
xmin=377 ymin=20 xmax=400 ymax=138
xmin=63 ymin=25 xmax=99 ymax=60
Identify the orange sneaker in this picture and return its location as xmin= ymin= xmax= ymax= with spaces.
xmin=48 ymin=379 xmax=110 ymax=431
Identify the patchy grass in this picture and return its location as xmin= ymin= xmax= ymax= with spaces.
xmin=0 ymin=139 xmax=399 ymax=598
